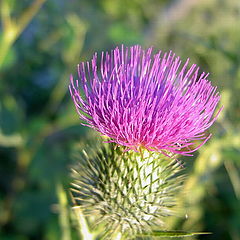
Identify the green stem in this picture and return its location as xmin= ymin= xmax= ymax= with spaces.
xmin=57 ymin=183 xmax=71 ymax=240
xmin=0 ymin=0 xmax=46 ymax=69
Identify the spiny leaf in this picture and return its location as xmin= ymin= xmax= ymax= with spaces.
xmin=137 ymin=230 xmax=212 ymax=238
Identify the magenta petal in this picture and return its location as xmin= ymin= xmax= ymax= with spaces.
xmin=69 ymin=45 xmax=222 ymax=155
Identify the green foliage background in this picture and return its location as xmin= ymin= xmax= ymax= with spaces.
xmin=0 ymin=0 xmax=239 ymax=239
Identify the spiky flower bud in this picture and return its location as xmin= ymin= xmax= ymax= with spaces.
xmin=71 ymin=143 xmax=184 ymax=238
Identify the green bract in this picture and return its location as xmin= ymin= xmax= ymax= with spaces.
xmin=71 ymin=143 xmax=184 ymax=238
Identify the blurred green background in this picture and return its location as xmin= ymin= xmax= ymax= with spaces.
xmin=0 ymin=0 xmax=240 ymax=239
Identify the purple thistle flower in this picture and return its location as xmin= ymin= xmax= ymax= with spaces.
xmin=69 ymin=45 xmax=222 ymax=156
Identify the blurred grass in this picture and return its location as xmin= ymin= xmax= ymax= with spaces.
xmin=0 ymin=0 xmax=239 ymax=239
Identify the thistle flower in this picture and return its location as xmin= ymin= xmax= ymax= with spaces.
xmin=69 ymin=45 xmax=222 ymax=155
xmin=71 ymin=143 xmax=184 ymax=238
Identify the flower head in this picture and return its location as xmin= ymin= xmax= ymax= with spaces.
xmin=69 ymin=45 xmax=222 ymax=155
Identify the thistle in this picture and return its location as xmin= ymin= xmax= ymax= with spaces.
xmin=71 ymin=143 xmax=184 ymax=238
xmin=69 ymin=45 xmax=222 ymax=239
xmin=69 ymin=45 xmax=222 ymax=155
